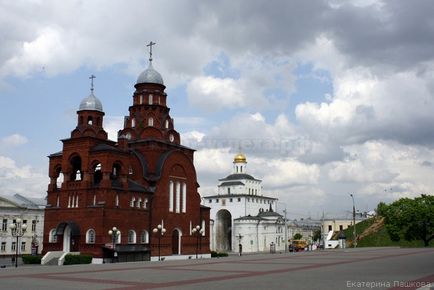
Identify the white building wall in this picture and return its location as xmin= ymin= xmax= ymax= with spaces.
xmin=0 ymin=209 xmax=45 ymax=257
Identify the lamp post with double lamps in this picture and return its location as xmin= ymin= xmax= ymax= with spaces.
xmin=153 ymin=224 xmax=166 ymax=261
xmin=9 ymin=218 xmax=27 ymax=268
xmin=191 ymin=225 xmax=203 ymax=259
xmin=349 ymin=194 xmax=357 ymax=248
xmin=108 ymin=227 xmax=120 ymax=263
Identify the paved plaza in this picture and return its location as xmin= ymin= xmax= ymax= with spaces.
xmin=0 ymin=247 xmax=433 ymax=290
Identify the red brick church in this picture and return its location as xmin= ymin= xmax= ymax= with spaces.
xmin=42 ymin=43 xmax=210 ymax=263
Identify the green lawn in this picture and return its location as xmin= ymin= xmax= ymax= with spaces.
xmin=343 ymin=217 xmax=434 ymax=247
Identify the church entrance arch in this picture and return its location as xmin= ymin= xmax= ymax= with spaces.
xmin=216 ymin=209 xmax=232 ymax=251
xmin=56 ymin=222 xmax=80 ymax=253
xmin=172 ymin=229 xmax=181 ymax=255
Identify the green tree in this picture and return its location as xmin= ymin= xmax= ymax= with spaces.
xmin=312 ymin=229 xmax=321 ymax=242
xmin=381 ymin=195 xmax=434 ymax=247
xmin=293 ymin=233 xmax=303 ymax=240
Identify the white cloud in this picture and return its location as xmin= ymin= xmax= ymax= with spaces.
xmin=0 ymin=155 xmax=47 ymax=197
xmin=1 ymin=134 xmax=28 ymax=146
xmin=104 ymin=116 xmax=124 ymax=141
xmin=187 ymin=76 xmax=245 ymax=111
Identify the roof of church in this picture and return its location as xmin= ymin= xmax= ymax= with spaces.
xmin=91 ymin=143 xmax=123 ymax=153
xmin=219 ymin=173 xmax=261 ymax=182
xmin=203 ymin=193 xmax=277 ymax=200
xmin=219 ymin=181 xmax=245 ymax=187
xmin=258 ymin=210 xmax=283 ymax=218
xmin=79 ymin=92 xmax=103 ymax=112
xmin=136 ymin=62 xmax=164 ymax=85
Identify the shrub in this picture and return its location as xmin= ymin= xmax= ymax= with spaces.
xmin=211 ymin=251 xmax=228 ymax=258
xmin=63 ymin=254 xmax=92 ymax=265
xmin=22 ymin=255 xmax=42 ymax=264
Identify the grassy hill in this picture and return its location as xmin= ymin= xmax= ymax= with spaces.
xmin=343 ymin=217 xmax=434 ymax=247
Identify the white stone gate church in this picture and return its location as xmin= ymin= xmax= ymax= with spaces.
xmin=203 ymin=153 xmax=286 ymax=253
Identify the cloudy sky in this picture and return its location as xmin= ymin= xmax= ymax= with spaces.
xmin=1 ymin=0 xmax=434 ymax=219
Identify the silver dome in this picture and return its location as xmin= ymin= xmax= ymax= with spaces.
xmin=136 ymin=62 xmax=164 ymax=85
xmin=79 ymin=92 xmax=103 ymax=112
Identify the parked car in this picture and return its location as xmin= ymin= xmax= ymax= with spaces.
xmin=288 ymin=240 xmax=308 ymax=252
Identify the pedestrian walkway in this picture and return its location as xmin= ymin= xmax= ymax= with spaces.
xmin=0 ymin=248 xmax=432 ymax=290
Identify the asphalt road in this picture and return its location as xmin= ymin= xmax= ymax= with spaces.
xmin=0 ymin=247 xmax=433 ymax=290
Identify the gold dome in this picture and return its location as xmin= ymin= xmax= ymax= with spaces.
xmin=233 ymin=153 xmax=247 ymax=163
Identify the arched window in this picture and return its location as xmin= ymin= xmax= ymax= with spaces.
xmin=56 ymin=169 xmax=64 ymax=188
xmin=87 ymin=116 xmax=93 ymax=125
xmin=149 ymin=94 xmax=153 ymax=105
xmin=128 ymin=230 xmax=136 ymax=244
xmin=69 ymin=155 xmax=82 ymax=182
xmin=93 ymin=194 xmax=96 ymax=206
xmin=137 ymin=198 xmax=142 ymax=208
xmin=141 ymin=230 xmax=149 ymax=243
xmin=130 ymin=197 xmax=135 ymax=207
xmin=176 ymin=182 xmax=181 ymax=213
xmin=140 ymin=94 xmax=143 ymax=104
xmin=93 ymin=163 xmax=102 ymax=185
xmin=86 ymin=229 xmax=96 ymax=244
xmin=165 ymin=120 xmax=169 ymax=129
xmin=148 ymin=117 xmax=154 ymax=127
xmin=131 ymin=118 xmax=136 ymax=128
xmin=169 ymin=181 xmax=174 ymax=212
xmin=115 ymin=194 xmax=119 ymax=207
xmin=182 ymin=182 xmax=187 ymax=213
xmin=49 ymin=229 xmax=57 ymax=243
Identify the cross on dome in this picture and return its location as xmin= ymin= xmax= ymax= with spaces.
xmin=146 ymin=41 xmax=156 ymax=63
xmin=89 ymin=74 xmax=96 ymax=93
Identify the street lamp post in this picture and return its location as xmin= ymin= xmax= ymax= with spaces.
xmin=152 ymin=224 xmax=166 ymax=261
xmin=9 ymin=218 xmax=27 ymax=268
xmin=108 ymin=227 xmax=120 ymax=263
xmin=191 ymin=225 xmax=203 ymax=259
xmin=349 ymin=194 xmax=357 ymax=248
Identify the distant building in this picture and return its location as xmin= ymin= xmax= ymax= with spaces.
xmin=204 ymin=153 xmax=284 ymax=253
xmin=43 ymin=46 xmax=210 ymax=264
xmin=0 ymin=194 xmax=45 ymax=258
xmin=287 ymin=218 xmax=321 ymax=241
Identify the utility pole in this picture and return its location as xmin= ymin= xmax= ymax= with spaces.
xmin=350 ymin=194 xmax=356 ymax=248
xmin=283 ymin=209 xmax=288 ymax=252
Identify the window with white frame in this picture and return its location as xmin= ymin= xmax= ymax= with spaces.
xmin=140 ymin=230 xmax=149 ymax=243
xmin=169 ymin=181 xmax=174 ymax=212
xmin=21 ymin=242 xmax=25 ymax=251
xmin=1 ymin=242 xmax=5 ymax=252
xmin=175 ymin=181 xmax=181 ymax=213
xmin=11 ymin=242 xmax=16 ymax=251
xmin=32 ymin=220 xmax=37 ymax=232
xmin=2 ymin=219 xmax=7 ymax=232
xmin=182 ymin=182 xmax=187 ymax=213
xmin=49 ymin=229 xmax=57 ymax=243
xmin=128 ymin=230 xmax=136 ymax=244
xmin=86 ymin=229 xmax=96 ymax=244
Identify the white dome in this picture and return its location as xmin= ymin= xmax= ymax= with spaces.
xmin=136 ymin=62 xmax=164 ymax=85
xmin=79 ymin=92 xmax=103 ymax=112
